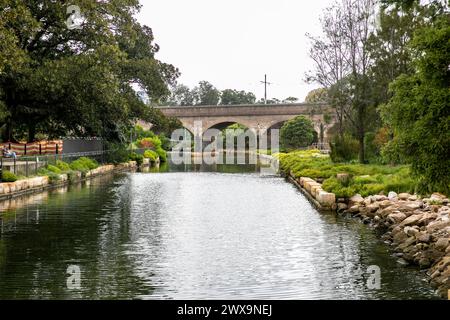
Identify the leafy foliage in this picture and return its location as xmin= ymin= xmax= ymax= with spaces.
xmin=1 ymin=170 xmax=17 ymax=182
xmin=379 ymin=15 xmax=450 ymax=194
xmin=280 ymin=116 xmax=316 ymax=151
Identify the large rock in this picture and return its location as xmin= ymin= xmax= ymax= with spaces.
xmin=317 ymin=191 xmax=336 ymax=207
xmin=388 ymin=191 xmax=398 ymax=201
xmin=435 ymin=238 xmax=449 ymax=251
xmin=336 ymin=173 xmax=350 ymax=184
xmin=299 ymin=177 xmax=315 ymax=187
xmin=379 ymin=200 xmax=393 ymax=209
xmin=349 ymin=194 xmax=364 ymax=205
xmin=398 ymin=193 xmax=411 ymax=200
xmin=399 ymin=213 xmax=422 ymax=227
xmin=388 ymin=212 xmax=407 ymax=224
xmin=367 ymin=202 xmax=380 ymax=213
xmin=374 ymin=195 xmax=387 ymax=202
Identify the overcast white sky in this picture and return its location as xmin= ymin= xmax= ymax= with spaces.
xmin=137 ymin=0 xmax=333 ymax=102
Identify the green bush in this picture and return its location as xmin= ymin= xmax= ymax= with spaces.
xmin=2 ymin=170 xmax=18 ymax=182
xmin=279 ymin=150 xmax=421 ymax=198
xmin=70 ymin=157 xmax=98 ymax=172
xmin=129 ymin=153 xmax=144 ymax=166
xmin=330 ymin=133 xmax=359 ymax=162
xmin=155 ymin=147 xmax=167 ymax=162
xmin=56 ymin=160 xmax=71 ymax=172
xmin=37 ymin=168 xmax=60 ymax=184
xmin=47 ymin=164 xmax=62 ymax=174
xmin=105 ymin=143 xmax=129 ymax=164
xmin=280 ymin=116 xmax=316 ymax=151
xmin=137 ymin=136 xmax=162 ymax=149
xmin=143 ymin=149 xmax=159 ymax=162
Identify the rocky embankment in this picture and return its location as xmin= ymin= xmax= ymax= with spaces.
xmin=339 ymin=191 xmax=450 ymax=297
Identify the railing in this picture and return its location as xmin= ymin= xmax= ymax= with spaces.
xmin=0 ymin=148 xmax=147 ymax=178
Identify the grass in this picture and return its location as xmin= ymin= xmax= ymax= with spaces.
xmin=276 ymin=150 xmax=417 ymax=198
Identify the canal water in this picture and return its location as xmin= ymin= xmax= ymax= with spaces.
xmin=0 ymin=158 xmax=439 ymax=299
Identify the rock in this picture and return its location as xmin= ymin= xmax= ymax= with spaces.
xmin=398 ymin=193 xmax=411 ymax=200
xmin=446 ymin=246 xmax=450 ymax=254
xmin=388 ymin=191 xmax=398 ymax=201
xmin=426 ymin=220 xmax=450 ymax=233
xmin=399 ymin=214 xmax=423 ymax=227
xmin=367 ymin=202 xmax=380 ymax=213
xmin=336 ymin=173 xmax=351 ymax=184
xmin=430 ymin=193 xmax=447 ymax=201
xmin=416 ymin=232 xmax=431 ymax=243
xmin=435 ymin=238 xmax=449 ymax=251
xmin=387 ymin=212 xmax=407 ymax=224
xmin=317 ymin=191 xmax=336 ymax=207
xmin=396 ymin=258 xmax=409 ymax=266
xmin=299 ymin=177 xmax=315 ymax=187
xmin=349 ymin=194 xmax=364 ymax=205
xmin=374 ymin=195 xmax=387 ymax=201
xmin=337 ymin=203 xmax=348 ymax=211
xmin=404 ymin=226 xmax=419 ymax=237
xmin=348 ymin=205 xmax=360 ymax=214
xmin=379 ymin=200 xmax=392 ymax=209
xmin=363 ymin=197 xmax=372 ymax=206
xmin=405 ymin=202 xmax=423 ymax=210
xmin=337 ymin=198 xmax=346 ymax=203
xmin=408 ymin=195 xmax=418 ymax=201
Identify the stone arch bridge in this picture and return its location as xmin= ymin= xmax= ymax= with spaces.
xmin=157 ymin=103 xmax=336 ymax=142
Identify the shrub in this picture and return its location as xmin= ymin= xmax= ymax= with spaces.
xmin=2 ymin=170 xmax=18 ymax=182
xmin=129 ymin=153 xmax=144 ymax=166
xmin=56 ymin=160 xmax=71 ymax=172
xmin=70 ymin=157 xmax=98 ymax=172
xmin=137 ymin=136 xmax=162 ymax=149
xmin=280 ymin=116 xmax=316 ymax=151
xmin=155 ymin=147 xmax=167 ymax=162
xmin=330 ymin=133 xmax=359 ymax=162
xmin=37 ymin=168 xmax=60 ymax=183
xmin=143 ymin=150 xmax=159 ymax=162
xmin=105 ymin=143 xmax=129 ymax=164
xmin=47 ymin=165 xmax=62 ymax=174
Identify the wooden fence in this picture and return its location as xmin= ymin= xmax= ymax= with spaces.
xmin=1 ymin=140 xmax=63 ymax=156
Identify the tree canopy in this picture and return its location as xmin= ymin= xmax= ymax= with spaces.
xmin=0 ymin=0 xmax=178 ymax=142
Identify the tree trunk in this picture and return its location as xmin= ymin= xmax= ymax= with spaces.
xmin=28 ymin=123 xmax=36 ymax=143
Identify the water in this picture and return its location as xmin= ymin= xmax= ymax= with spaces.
xmin=0 ymin=158 xmax=439 ymax=299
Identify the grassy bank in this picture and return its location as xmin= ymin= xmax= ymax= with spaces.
xmin=275 ymin=150 xmax=417 ymax=198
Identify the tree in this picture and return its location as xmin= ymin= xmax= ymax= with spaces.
xmin=307 ymin=0 xmax=378 ymax=163
xmin=193 ymin=81 xmax=220 ymax=105
xmin=220 ymin=89 xmax=256 ymax=105
xmin=305 ymin=88 xmax=328 ymax=103
xmin=283 ymin=97 xmax=299 ymax=103
xmin=280 ymin=116 xmax=317 ymax=150
xmin=379 ymin=15 xmax=450 ymax=194
xmin=0 ymin=1 xmax=178 ymax=142
xmin=164 ymin=84 xmax=195 ymax=106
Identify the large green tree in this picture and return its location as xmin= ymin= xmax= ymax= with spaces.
xmin=220 ymin=89 xmax=256 ymax=105
xmin=280 ymin=116 xmax=317 ymax=151
xmin=193 ymin=81 xmax=220 ymax=106
xmin=379 ymin=15 xmax=450 ymax=194
xmin=0 ymin=0 xmax=178 ymax=142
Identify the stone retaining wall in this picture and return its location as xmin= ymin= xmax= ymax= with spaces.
xmin=290 ymin=174 xmax=336 ymax=210
xmin=0 ymin=161 xmax=138 ymax=200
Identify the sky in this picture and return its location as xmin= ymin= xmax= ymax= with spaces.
xmin=136 ymin=0 xmax=333 ymax=102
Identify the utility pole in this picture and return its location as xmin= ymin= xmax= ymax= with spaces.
xmin=260 ymin=74 xmax=271 ymax=104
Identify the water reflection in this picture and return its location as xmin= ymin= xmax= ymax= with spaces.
xmin=0 ymin=160 xmax=438 ymax=299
